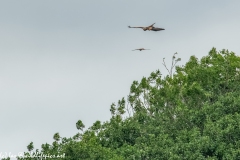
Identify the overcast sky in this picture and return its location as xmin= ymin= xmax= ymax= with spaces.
xmin=1 ymin=0 xmax=240 ymax=158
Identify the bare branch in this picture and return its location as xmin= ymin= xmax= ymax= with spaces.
xmin=162 ymin=58 xmax=171 ymax=75
xmin=162 ymin=52 xmax=181 ymax=78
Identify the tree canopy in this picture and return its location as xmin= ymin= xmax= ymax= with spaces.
xmin=12 ymin=48 xmax=240 ymax=160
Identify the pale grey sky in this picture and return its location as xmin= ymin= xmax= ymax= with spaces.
xmin=1 ymin=0 xmax=240 ymax=158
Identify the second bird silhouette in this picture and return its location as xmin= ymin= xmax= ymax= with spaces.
xmin=132 ymin=48 xmax=150 ymax=51
xmin=128 ymin=23 xmax=165 ymax=31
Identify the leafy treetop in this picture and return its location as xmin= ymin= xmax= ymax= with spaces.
xmin=14 ymin=48 xmax=240 ymax=160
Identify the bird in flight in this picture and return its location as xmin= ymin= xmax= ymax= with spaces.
xmin=128 ymin=23 xmax=165 ymax=31
xmin=132 ymin=48 xmax=150 ymax=51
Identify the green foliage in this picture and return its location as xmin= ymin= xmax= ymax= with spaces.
xmin=76 ymin=120 xmax=85 ymax=131
xmin=27 ymin=142 xmax=34 ymax=152
xmin=16 ymin=48 xmax=240 ymax=160
xmin=53 ymin=133 xmax=61 ymax=141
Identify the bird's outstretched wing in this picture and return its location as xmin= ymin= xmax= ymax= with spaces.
xmin=148 ymin=23 xmax=155 ymax=27
xmin=128 ymin=26 xmax=144 ymax=29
